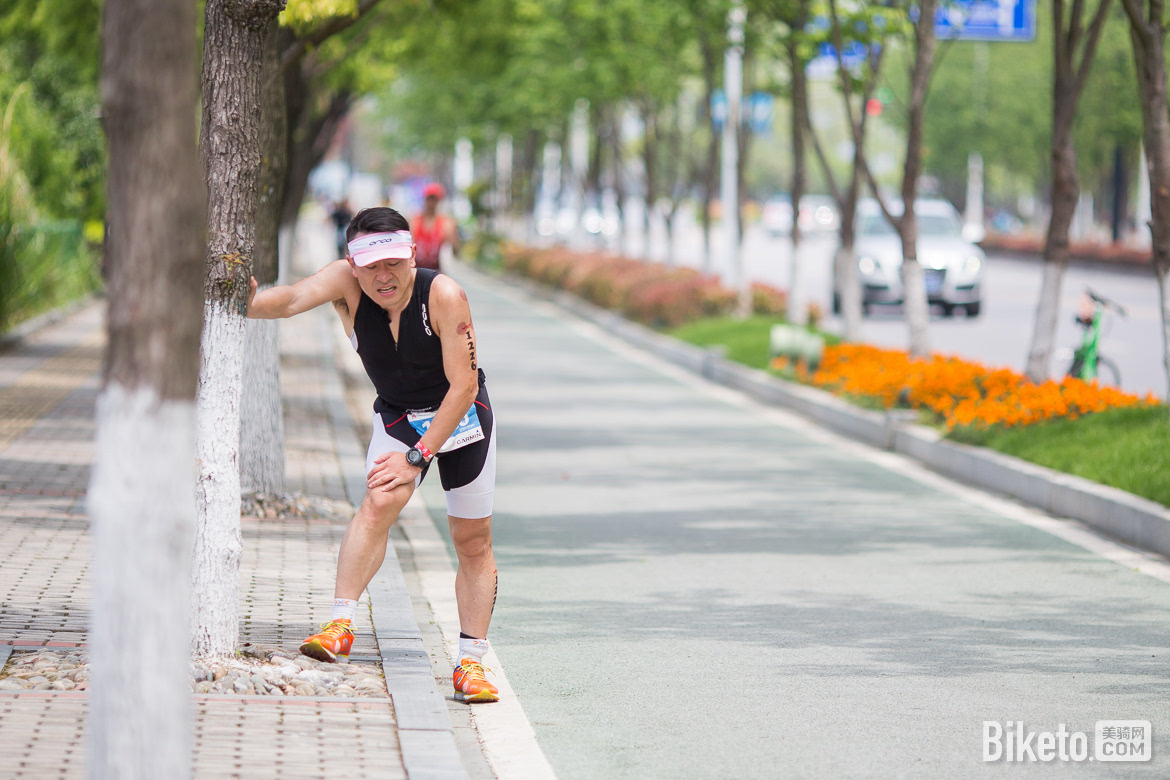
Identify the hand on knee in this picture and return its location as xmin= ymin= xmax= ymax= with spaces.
xmin=363 ymin=483 xmax=411 ymax=524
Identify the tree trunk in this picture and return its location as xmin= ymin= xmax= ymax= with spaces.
xmin=193 ymin=0 xmax=285 ymax=660
xmin=240 ymin=24 xmax=286 ymax=495
xmin=91 ymin=0 xmax=205 ymax=776
xmin=641 ymin=105 xmax=658 ymax=260
xmin=281 ymin=88 xmax=351 ymax=234
xmin=898 ymin=0 xmax=938 ymax=358
xmin=519 ymin=128 xmax=541 ymax=233
xmin=1026 ymin=0 xmax=1113 ymax=381
xmin=788 ymin=36 xmax=808 ymax=326
xmin=611 ymin=124 xmax=627 ymax=255
xmin=700 ymin=43 xmax=719 ymax=272
xmin=736 ymin=49 xmax=753 ymax=248
xmin=1026 ymin=87 xmax=1079 ymax=380
xmin=839 ymin=158 xmax=864 ymax=341
xmin=1123 ymin=0 xmax=1170 ymax=406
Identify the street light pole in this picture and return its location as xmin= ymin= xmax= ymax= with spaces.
xmin=722 ymin=1 xmax=746 ymax=309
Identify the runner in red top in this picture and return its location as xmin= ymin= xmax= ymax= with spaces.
xmin=413 ymin=182 xmax=461 ymax=272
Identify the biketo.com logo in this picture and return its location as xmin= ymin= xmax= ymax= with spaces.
xmin=983 ymin=721 xmax=1152 ymax=762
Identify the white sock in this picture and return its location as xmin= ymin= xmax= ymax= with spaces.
xmin=331 ymin=598 xmax=358 ymax=622
xmin=458 ymin=636 xmax=489 ymax=663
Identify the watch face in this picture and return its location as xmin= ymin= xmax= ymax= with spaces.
xmin=407 ymin=448 xmax=422 ymax=466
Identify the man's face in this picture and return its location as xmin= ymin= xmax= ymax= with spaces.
xmin=347 ymin=232 xmax=416 ymax=309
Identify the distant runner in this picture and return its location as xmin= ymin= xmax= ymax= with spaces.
xmin=246 ymin=206 xmax=499 ymax=703
xmin=412 ymin=182 xmax=461 ymax=271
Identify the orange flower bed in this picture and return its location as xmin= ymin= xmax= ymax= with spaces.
xmin=776 ymin=343 xmax=1160 ymax=429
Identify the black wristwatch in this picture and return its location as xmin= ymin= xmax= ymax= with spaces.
xmin=406 ymin=447 xmax=428 ymax=468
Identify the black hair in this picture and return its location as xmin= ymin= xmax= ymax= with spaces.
xmin=345 ymin=207 xmax=410 ymax=243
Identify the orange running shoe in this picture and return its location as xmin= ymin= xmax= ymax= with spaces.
xmin=453 ymin=657 xmax=499 ymax=703
xmin=299 ymin=619 xmax=353 ymax=663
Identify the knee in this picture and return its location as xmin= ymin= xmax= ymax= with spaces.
xmin=451 ymin=517 xmax=493 ymax=561
xmin=361 ymin=484 xmax=412 ymax=526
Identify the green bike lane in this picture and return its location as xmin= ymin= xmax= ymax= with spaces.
xmin=420 ymin=264 xmax=1170 ymax=779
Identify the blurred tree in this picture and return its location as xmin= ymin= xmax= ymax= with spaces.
xmin=1119 ymin=0 xmax=1170 ymax=411
xmin=802 ymin=0 xmax=901 ymax=342
xmin=753 ymin=0 xmax=813 ymax=323
xmin=1026 ymin=0 xmax=1114 ymax=382
xmin=90 ymin=0 xmax=205 ymax=776
xmin=844 ymin=0 xmax=939 ymax=357
xmin=911 ymin=7 xmax=1140 ymax=211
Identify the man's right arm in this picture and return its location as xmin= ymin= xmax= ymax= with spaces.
xmin=247 ymin=259 xmax=353 ymax=319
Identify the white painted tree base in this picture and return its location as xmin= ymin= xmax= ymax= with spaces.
xmin=192 ymin=302 xmax=246 ymax=658
xmin=87 ymin=384 xmax=194 ymax=780
xmin=239 ymin=305 xmax=284 ymax=494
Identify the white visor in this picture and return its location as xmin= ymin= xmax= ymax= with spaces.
xmin=348 ymin=231 xmax=414 ymax=266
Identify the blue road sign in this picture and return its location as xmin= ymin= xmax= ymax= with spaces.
xmin=749 ymin=92 xmax=774 ymax=135
xmin=936 ymin=0 xmax=1036 ymax=42
xmin=710 ymin=90 xmax=728 ymax=131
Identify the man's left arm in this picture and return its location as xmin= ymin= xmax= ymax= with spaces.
xmin=415 ymin=275 xmax=478 ymax=456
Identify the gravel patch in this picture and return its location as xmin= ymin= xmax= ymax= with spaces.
xmin=0 ymin=644 xmax=388 ymax=698
xmin=241 ymin=492 xmax=354 ymax=521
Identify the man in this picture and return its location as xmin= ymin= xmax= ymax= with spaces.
xmin=412 ymin=182 xmax=461 ymax=271
xmin=329 ymin=198 xmax=353 ymax=259
xmin=247 ymin=207 xmax=499 ymax=703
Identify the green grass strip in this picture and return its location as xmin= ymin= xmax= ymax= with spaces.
xmin=670 ymin=316 xmax=838 ymax=370
xmin=950 ymin=405 xmax=1169 ymax=507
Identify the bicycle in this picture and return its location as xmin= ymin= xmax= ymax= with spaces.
xmin=1063 ymin=288 xmax=1125 ymax=386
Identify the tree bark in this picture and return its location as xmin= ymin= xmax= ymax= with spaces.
xmin=611 ymin=121 xmax=628 ymax=255
xmin=894 ymin=0 xmax=939 ymax=358
xmin=822 ymin=0 xmax=888 ymax=342
xmin=641 ymin=104 xmax=658 ymax=260
xmin=839 ymin=146 xmax=865 ymax=341
xmin=91 ymin=0 xmax=205 ymax=776
xmin=1026 ymin=0 xmax=1114 ymax=381
xmin=700 ymin=41 xmax=719 ymax=272
xmin=193 ymin=0 xmax=285 ymax=660
xmin=787 ymin=32 xmax=809 ymax=326
xmin=1121 ymin=0 xmax=1170 ymax=407
xmin=240 ymin=23 xmax=286 ymax=495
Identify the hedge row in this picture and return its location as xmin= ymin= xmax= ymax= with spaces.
xmin=499 ymin=243 xmax=802 ymax=328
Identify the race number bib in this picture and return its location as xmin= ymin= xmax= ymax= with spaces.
xmin=407 ymin=404 xmax=485 ymax=454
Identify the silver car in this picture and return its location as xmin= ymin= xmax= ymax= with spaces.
xmin=834 ymin=198 xmax=985 ymax=317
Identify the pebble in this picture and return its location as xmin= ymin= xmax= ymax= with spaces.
xmin=0 ymin=648 xmax=390 ymax=699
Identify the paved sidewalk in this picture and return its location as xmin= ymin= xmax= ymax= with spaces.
xmin=0 ymin=283 xmax=469 ymax=777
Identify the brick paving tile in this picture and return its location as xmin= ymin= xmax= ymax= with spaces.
xmin=0 ymin=294 xmax=431 ymax=776
xmin=0 ymin=695 xmax=406 ymax=779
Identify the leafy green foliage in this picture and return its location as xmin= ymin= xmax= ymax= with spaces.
xmin=888 ymin=3 xmax=1141 ymax=205
xmin=0 ymin=0 xmax=103 ymax=332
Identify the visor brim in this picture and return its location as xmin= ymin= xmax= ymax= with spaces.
xmin=351 ymin=246 xmax=414 ymax=266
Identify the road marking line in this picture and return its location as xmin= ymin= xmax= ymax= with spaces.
xmin=397 ymin=493 xmax=558 ymax=780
